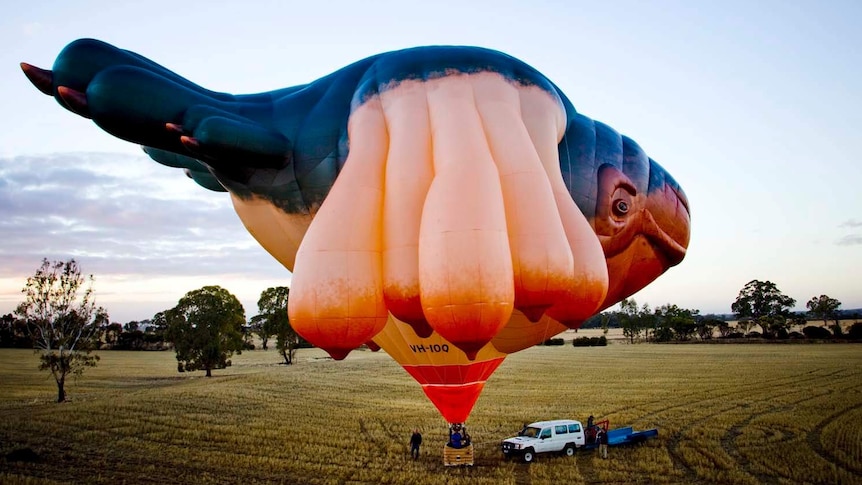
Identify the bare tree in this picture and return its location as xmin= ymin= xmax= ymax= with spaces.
xmin=15 ymin=259 xmax=107 ymax=402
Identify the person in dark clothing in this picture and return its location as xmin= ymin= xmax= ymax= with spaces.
xmin=598 ymin=427 xmax=609 ymax=459
xmin=448 ymin=423 xmax=464 ymax=448
xmin=409 ymin=429 xmax=422 ymax=459
xmin=462 ymin=426 xmax=471 ymax=446
xmin=449 ymin=431 xmax=463 ymax=448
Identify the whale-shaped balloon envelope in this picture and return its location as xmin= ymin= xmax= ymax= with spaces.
xmin=21 ymin=39 xmax=690 ymax=423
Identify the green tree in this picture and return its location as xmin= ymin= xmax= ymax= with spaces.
xmin=0 ymin=313 xmax=32 ymax=348
xmin=731 ymin=280 xmax=796 ymax=337
xmin=255 ymin=286 xmax=300 ymax=365
xmin=806 ymin=295 xmax=841 ymax=327
xmin=164 ymin=286 xmax=246 ymax=377
xmin=249 ymin=314 xmax=270 ymax=350
xmin=150 ymin=311 xmax=169 ymax=341
xmin=696 ymin=317 xmax=722 ymax=340
xmin=639 ymin=303 xmax=658 ymax=341
xmin=618 ymin=298 xmax=641 ymax=343
xmin=715 ymin=320 xmax=732 ymax=338
xmin=14 ymin=259 xmax=107 ymax=402
xmin=735 ymin=318 xmax=753 ymax=335
xmin=104 ymin=322 xmax=123 ymax=347
xmin=653 ymin=304 xmax=698 ymax=342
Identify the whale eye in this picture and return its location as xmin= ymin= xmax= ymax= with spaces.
xmin=613 ymin=199 xmax=629 ymax=216
xmin=595 ymin=165 xmax=638 ymax=235
xmin=610 ymin=186 xmax=634 ymax=220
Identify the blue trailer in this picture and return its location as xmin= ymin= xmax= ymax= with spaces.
xmin=584 ymin=425 xmax=659 ymax=449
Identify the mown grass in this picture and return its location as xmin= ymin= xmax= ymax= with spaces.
xmin=0 ymin=343 xmax=860 ymax=484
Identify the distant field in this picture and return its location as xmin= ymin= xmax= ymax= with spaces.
xmin=1 ymin=344 xmax=860 ymax=484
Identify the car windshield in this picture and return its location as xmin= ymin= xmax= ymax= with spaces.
xmin=519 ymin=427 xmax=541 ymax=438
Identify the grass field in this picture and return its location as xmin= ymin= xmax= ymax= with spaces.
xmin=1 ymin=343 xmax=860 ymax=484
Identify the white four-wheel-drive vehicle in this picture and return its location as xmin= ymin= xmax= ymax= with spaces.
xmin=501 ymin=419 xmax=586 ymax=463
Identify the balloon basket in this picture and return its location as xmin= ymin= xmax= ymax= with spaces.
xmin=442 ymin=443 xmax=474 ymax=467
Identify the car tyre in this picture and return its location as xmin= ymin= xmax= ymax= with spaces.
xmin=523 ymin=449 xmax=535 ymax=463
xmin=564 ymin=444 xmax=575 ymax=457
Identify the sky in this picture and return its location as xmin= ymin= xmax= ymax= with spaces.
xmin=1 ymin=0 xmax=860 ymax=323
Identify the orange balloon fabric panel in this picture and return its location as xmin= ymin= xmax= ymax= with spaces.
xmin=287 ymin=99 xmax=390 ymax=360
xmin=380 ymin=82 xmax=435 ymax=338
xmin=417 ymin=76 xmax=515 ymax=360
xmin=472 ymin=76 xmax=576 ymax=323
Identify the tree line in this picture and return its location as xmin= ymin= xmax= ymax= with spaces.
xmin=580 ymin=279 xmax=861 ymax=343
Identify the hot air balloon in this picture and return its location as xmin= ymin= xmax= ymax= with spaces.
xmin=21 ymin=39 xmax=690 ymax=425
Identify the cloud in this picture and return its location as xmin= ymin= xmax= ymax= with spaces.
xmin=836 ymin=234 xmax=862 ymax=246
xmin=839 ymin=219 xmax=862 ymax=228
xmin=0 ymin=152 xmax=285 ymax=279
xmin=20 ymin=22 xmax=43 ymax=37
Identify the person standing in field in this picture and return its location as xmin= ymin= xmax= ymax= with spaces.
xmin=409 ymin=429 xmax=422 ymax=460
xmin=599 ymin=427 xmax=609 ymax=459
